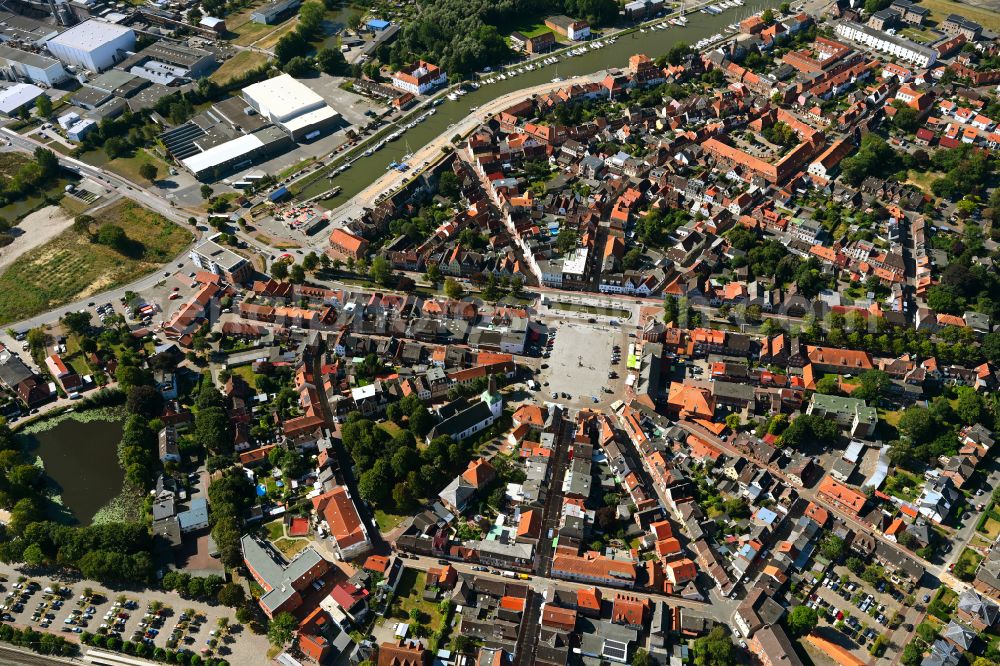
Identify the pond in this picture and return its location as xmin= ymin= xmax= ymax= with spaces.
xmin=0 ymin=176 xmax=75 ymax=223
xmin=20 ymin=416 xmax=125 ymax=525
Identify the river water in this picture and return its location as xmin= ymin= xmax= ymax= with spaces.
xmin=21 ymin=417 xmax=125 ymax=525
xmin=299 ymin=0 xmax=781 ymax=206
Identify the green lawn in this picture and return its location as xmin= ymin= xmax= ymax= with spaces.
xmin=94 ymin=149 xmax=172 ymax=185
xmin=264 ymin=520 xmax=284 ymax=541
xmin=229 ymin=365 xmax=259 ymax=387
xmin=209 ymin=50 xmax=270 ymax=85
xmin=377 ymin=421 xmax=404 ymax=438
xmin=920 ymin=0 xmax=1000 ymax=31
xmin=899 ymin=26 xmax=938 ymax=43
xmin=375 ymin=509 xmax=407 ymax=533
xmin=274 ymin=537 xmax=309 ymax=558
xmin=0 ymin=200 xmax=192 ymax=324
xmin=387 ymin=569 xmax=444 ymax=628
xmin=980 ymin=518 xmax=1000 ymax=539
xmin=511 ymin=22 xmax=553 ymax=38
xmin=884 ymin=470 xmax=923 ymax=502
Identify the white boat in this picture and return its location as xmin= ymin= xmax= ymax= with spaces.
xmin=447 ymin=92 xmax=458 ymax=101
xmin=552 ymin=76 xmax=562 ymax=82
xmin=640 ymin=27 xmax=647 ymax=32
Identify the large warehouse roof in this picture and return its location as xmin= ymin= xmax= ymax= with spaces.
xmin=182 ymin=133 xmax=264 ymax=175
xmin=46 ymin=19 xmax=132 ymax=50
xmin=242 ymin=73 xmax=327 ymax=122
xmin=0 ymin=83 xmax=43 ymax=114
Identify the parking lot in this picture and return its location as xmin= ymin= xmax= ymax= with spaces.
xmin=807 ymin=568 xmax=906 ymax=659
xmin=0 ymin=568 xmax=266 ymax=662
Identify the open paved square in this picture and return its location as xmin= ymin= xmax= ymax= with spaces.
xmin=542 ymin=322 xmax=616 ymax=403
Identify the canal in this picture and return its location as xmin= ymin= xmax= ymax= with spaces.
xmin=298 ymin=0 xmax=782 ymax=206
xmin=21 ymin=416 xmax=124 ymax=525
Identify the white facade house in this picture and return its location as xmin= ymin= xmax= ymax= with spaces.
xmin=45 ymin=20 xmax=136 ymax=72
xmin=834 ymin=21 xmax=936 ymax=67
xmin=390 ymin=61 xmax=447 ymax=95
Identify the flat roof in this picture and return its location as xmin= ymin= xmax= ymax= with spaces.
xmin=182 ymin=133 xmax=264 ymax=173
xmin=0 ymin=44 xmax=61 ymax=70
xmin=281 ymin=105 xmax=339 ymax=133
xmin=0 ymin=83 xmax=43 ymax=114
xmin=46 ymin=19 xmax=133 ymax=50
xmin=242 ymin=73 xmax=328 ymax=122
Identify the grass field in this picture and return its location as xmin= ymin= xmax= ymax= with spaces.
xmin=906 ymin=170 xmax=944 ymax=197
xmin=0 ymin=200 xmax=192 ymax=324
xmin=957 ymin=547 xmax=984 ymax=570
xmin=884 ymin=470 xmax=923 ymax=502
xmin=257 ymin=19 xmax=300 ymax=49
xmin=387 ymin=569 xmax=445 ymax=628
xmin=899 ymin=26 xmax=938 ymax=43
xmin=982 ymin=517 xmax=1000 ymax=539
xmin=229 ymin=365 xmax=259 ymax=387
xmin=375 ymin=509 xmax=407 ymax=533
xmin=106 ymin=149 xmax=173 ymax=185
xmin=923 ymin=0 xmax=1000 ymax=32
xmin=508 ymin=22 xmax=554 ymax=38
xmin=210 ymin=51 xmax=270 ymax=84
xmin=274 ymin=537 xmax=310 ymax=558
xmin=0 ymin=151 xmax=29 ymax=180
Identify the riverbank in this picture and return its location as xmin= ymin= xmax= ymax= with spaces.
xmin=290 ymin=0 xmax=782 ymax=209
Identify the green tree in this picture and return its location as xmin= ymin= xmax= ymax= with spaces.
xmin=316 ymin=48 xmax=348 ymax=75
xmin=200 ymin=184 xmax=214 ymax=200
xmin=693 ymin=626 xmax=736 ymax=666
xmin=271 ymin=261 xmax=289 ymax=280
xmin=786 ymin=605 xmax=818 ymax=637
xmin=820 ymin=535 xmax=846 ymax=561
xmin=267 ymin=612 xmax=297 ymax=647
xmin=95 ymin=224 xmax=129 ymax=252
xmin=370 ymin=256 xmax=392 ymax=286
xmin=35 ymin=94 xmax=52 ymax=118
xmin=426 ymin=263 xmax=442 ymax=285
xmin=632 ymin=649 xmax=653 ymax=666
xmin=444 ymin=277 xmax=463 ymax=299
xmin=139 ymin=162 xmax=158 ymax=182
xmin=852 ymin=369 xmax=890 ymax=403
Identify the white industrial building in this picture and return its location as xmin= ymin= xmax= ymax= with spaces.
xmin=241 ymin=74 xmax=340 ymax=140
xmin=45 ymin=20 xmax=136 ymax=72
xmin=0 ymin=83 xmax=44 ymax=116
xmin=0 ymin=45 xmax=69 ymax=86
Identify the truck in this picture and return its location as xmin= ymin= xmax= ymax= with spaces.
xmin=501 ymin=571 xmax=516 ymax=579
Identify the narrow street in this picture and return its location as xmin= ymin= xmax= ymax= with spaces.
xmin=311 ymin=336 xmax=388 ymax=555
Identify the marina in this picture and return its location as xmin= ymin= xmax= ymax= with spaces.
xmin=295 ymin=0 xmax=782 ymax=205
